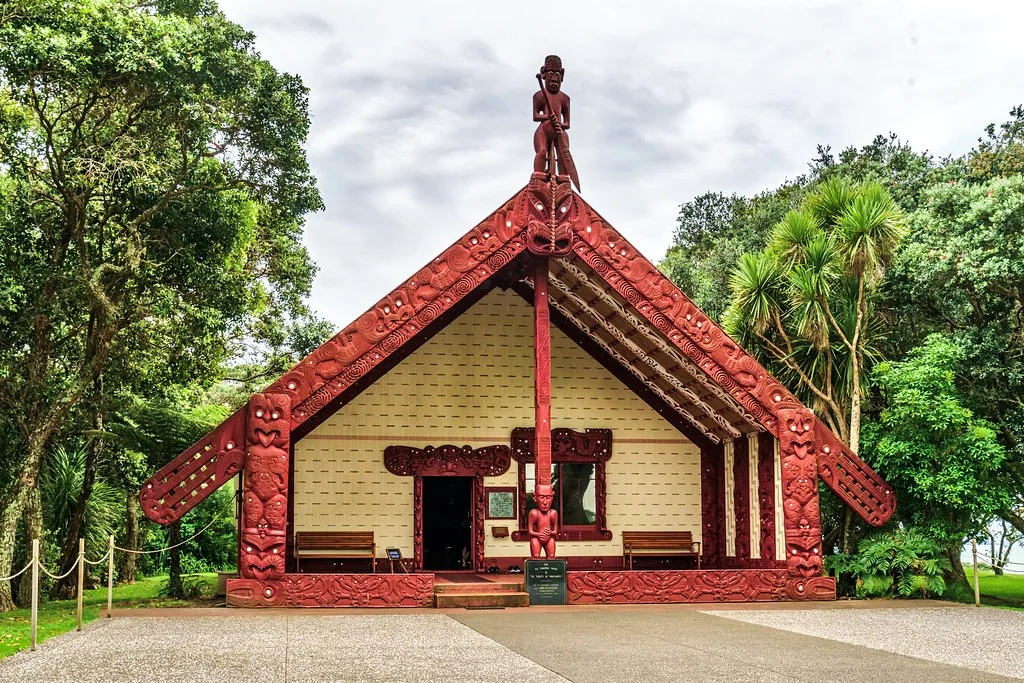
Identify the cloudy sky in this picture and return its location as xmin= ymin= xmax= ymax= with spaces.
xmin=218 ymin=0 xmax=1023 ymax=329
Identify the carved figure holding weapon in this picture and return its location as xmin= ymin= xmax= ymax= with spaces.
xmin=533 ymin=55 xmax=580 ymax=191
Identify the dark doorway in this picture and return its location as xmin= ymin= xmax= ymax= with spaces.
xmin=422 ymin=476 xmax=473 ymax=571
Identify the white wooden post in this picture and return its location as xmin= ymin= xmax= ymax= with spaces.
xmin=106 ymin=534 xmax=114 ymax=618
xmin=972 ymin=538 xmax=980 ymax=607
xmin=76 ymin=538 xmax=85 ymax=631
xmin=30 ymin=539 xmax=39 ymax=651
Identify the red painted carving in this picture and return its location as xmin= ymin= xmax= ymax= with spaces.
xmin=226 ymin=574 xmax=434 ymax=608
xmin=240 ymin=393 xmax=291 ymax=581
xmin=511 ymin=427 xmax=613 ymax=464
xmin=786 ymin=576 xmax=836 ymax=601
xmin=383 ymin=444 xmax=511 ymax=478
xmin=532 ymin=55 xmax=579 ymax=191
xmin=413 ymin=477 xmax=424 ymax=571
xmin=529 ymin=485 xmax=558 ymax=559
xmin=511 ymin=427 xmax=612 ymax=541
xmin=139 ymin=409 xmax=245 ymax=524
xmin=733 ymin=437 xmax=750 ymax=560
xmin=517 ymin=179 xmax=577 ymax=257
xmin=700 ymin=446 xmax=722 ymax=567
xmin=757 ymin=433 xmax=777 ymax=562
xmin=778 ymin=408 xmax=822 ymax=579
xmin=275 ymin=197 xmax=527 ymax=426
xmin=533 ymin=257 xmax=553 ymax=488
xmin=473 ymin=477 xmax=486 ymax=571
xmin=816 ymin=428 xmax=896 ymax=526
xmin=531 ymin=256 xmax=555 ymax=559
xmin=568 ymin=570 xmax=789 ymax=604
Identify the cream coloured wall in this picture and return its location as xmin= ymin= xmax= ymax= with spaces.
xmin=293 ymin=287 xmax=701 ymax=561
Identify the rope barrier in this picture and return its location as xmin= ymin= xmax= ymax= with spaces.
xmin=114 ymin=512 xmax=222 ymax=554
xmin=975 ymin=552 xmax=1024 ymax=568
xmin=83 ymin=549 xmax=110 ymax=566
xmin=975 ymin=553 xmax=1024 ymax=575
xmin=0 ymin=560 xmax=33 ymax=583
xmin=38 ymin=555 xmax=82 ymax=581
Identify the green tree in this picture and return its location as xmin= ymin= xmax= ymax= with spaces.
xmin=661 ymin=184 xmax=805 ymax=321
xmin=896 ymin=175 xmax=1024 ymax=534
xmin=861 ymin=335 xmax=1010 ymax=584
xmin=724 ymin=178 xmax=905 ymax=455
xmin=0 ymin=0 xmax=321 ymax=610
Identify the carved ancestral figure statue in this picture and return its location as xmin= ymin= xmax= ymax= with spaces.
xmin=528 ymin=483 xmax=559 ymax=558
xmin=533 ymin=55 xmax=579 ymax=190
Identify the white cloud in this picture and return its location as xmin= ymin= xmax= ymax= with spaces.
xmin=218 ymin=0 xmax=1024 ymax=328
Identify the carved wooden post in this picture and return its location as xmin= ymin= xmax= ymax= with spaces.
xmin=777 ymin=407 xmax=823 ymax=580
xmin=534 ymin=256 xmax=552 ymax=489
xmin=529 ymin=255 xmax=559 ymax=558
xmin=240 ymin=393 xmax=291 ymax=580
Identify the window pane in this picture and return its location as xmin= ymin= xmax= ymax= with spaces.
xmin=553 ymin=463 xmax=596 ymax=526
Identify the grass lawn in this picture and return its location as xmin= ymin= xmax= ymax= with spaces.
xmin=0 ymin=573 xmax=219 ymax=660
xmin=970 ymin=569 xmax=1024 ymax=611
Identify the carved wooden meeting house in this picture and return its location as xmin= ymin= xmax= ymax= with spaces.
xmin=139 ymin=56 xmax=895 ymax=608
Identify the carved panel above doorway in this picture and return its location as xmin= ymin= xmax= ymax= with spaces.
xmin=384 ymin=444 xmax=511 ymax=477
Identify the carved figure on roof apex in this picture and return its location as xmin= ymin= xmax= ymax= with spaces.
xmin=533 ymin=55 xmax=580 ymax=191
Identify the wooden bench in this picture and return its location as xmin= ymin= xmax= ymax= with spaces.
xmin=294 ymin=531 xmax=376 ymax=573
xmin=622 ymin=531 xmax=701 ymax=570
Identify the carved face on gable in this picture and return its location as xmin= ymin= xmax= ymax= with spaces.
xmin=513 ymin=181 xmax=578 ymax=257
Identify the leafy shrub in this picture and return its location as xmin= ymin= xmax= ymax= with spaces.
xmin=825 ymin=527 xmax=951 ymax=598
xmin=159 ymin=573 xmax=212 ymax=600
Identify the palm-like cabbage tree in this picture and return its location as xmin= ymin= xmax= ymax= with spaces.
xmin=723 ymin=178 xmax=905 ymax=454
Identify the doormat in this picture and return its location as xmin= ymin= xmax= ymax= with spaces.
xmin=434 ymin=572 xmax=491 ymax=583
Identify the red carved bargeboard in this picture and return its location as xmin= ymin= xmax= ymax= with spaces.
xmin=226 ymin=574 xmax=434 ymax=608
xmin=567 ymin=570 xmax=835 ymax=604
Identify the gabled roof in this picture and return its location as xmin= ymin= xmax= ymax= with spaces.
xmin=140 ymin=180 xmax=896 ymax=527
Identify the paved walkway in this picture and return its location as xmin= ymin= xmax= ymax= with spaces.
xmin=0 ymin=604 xmax=1019 ymax=682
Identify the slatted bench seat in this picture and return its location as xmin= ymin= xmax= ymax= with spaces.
xmin=294 ymin=531 xmax=376 ymax=573
xmin=622 ymin=531 xmax=701 ymax=570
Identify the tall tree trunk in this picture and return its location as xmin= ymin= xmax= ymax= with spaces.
xmin=116 ymin=493 xmax=139 ymax=584
xmin=0 ymin=488 xmax=30 ymax=611
xmin=15 ymin=488 xmax=44 ymax=607
xmin=55 ymin=376 xmax=103 ymax=597
xmin=946 ymin=546 xmax=970 ymax=589
xmin=166 ymin=522 xmax=183 ymax=599
xmin=839 ymin=507 xmax=854 ymax=554
xmin=0 ymin=435 xmax=48 ymax=612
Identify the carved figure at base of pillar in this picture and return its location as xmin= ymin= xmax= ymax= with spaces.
xmin=528 ymin=484 xmax=559 ymax=558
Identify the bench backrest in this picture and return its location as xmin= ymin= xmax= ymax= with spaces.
xmin=295 ymin=531 xmax=375 ymax=550
xmin=621 ymin=531 xmax=693 ymax=549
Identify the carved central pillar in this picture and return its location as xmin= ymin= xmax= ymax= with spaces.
xmin=534 ymin=256 xmax=552 ymax=488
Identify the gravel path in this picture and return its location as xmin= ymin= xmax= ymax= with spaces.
xmin=706 ymin=605 xmax=1024 ymax=680
xmin=0 ymin=614 xmax=567 ymax=683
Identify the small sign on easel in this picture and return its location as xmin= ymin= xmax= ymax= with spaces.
xmin=386 ymin=548 xmax=407 ymax=574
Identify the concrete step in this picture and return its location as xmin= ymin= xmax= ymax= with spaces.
xmin=434 ymin=580 xmax=524 ymax=594
xmin=434 ymin=591 xmax=530 ymax=608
